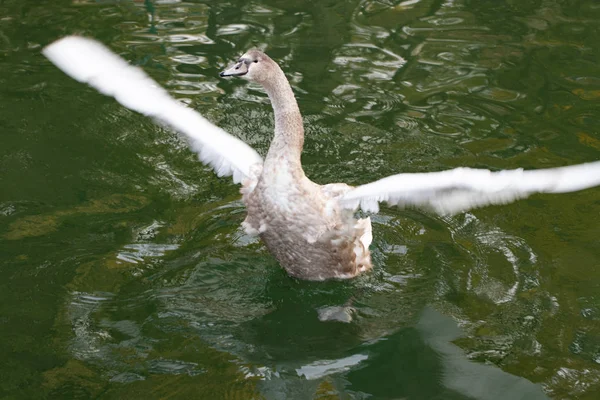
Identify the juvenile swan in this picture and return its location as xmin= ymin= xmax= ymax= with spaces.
xmin=43 ymin=37 xmax=600 ymax=280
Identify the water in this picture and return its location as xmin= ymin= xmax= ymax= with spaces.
xmin=1 ymin=0 xmax=600 ymax=398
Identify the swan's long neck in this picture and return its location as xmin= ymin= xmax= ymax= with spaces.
xmin=262 ymin=68 xmax=304 ymax=167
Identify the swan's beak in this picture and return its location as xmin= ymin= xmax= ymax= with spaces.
xmin=220 ymin=60 xmax=248 ymax=77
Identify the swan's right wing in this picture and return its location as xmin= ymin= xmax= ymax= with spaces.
xmin=339 ymin=162 xmax=600 ymax=215
xmin=43 ymin=36 xmax=263 ymax=184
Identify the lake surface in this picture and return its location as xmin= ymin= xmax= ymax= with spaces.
xmin=1 ymin=0 xmax=600 ymax=398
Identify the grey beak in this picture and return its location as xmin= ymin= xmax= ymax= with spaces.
xmin=220 ymin=60 xmax=249 ymax=77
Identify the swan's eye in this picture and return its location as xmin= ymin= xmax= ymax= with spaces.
xmin=254 ymin=59 xmax=258 ymax=63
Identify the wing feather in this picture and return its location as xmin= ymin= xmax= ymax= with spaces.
xmin=340 ymin=162 xmax=600 ymax=215
xmin=43 ymin=36 xmax=262 ymax=184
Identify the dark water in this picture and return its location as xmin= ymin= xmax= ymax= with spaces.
xmin=2 ymin=0 xmax=600 ymax=398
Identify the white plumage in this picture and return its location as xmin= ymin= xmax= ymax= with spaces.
xmin=43 ymin=36 xmax=262 ymax=184
xmin=340 ymin=162 xmax=600 ymax=215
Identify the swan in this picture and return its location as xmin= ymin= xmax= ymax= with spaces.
xmin=43 ymin=36 xmax=600 ymax=280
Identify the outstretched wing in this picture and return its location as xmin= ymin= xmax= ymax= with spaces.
xmin=43 ymin=36 xmax=262 ymax=184
xmin=339 ymin=162 xmax=600 ymax=215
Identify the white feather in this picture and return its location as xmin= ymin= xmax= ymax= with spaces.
xmin=340 ymin=162 xmax=600 ymax=215
xmin=42 ymin=36 xmax=262 ymax=184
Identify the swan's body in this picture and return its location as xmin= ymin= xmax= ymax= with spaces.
xmin=43 ymin=37 xmax=600 ymax=280
xmin=222 ymin=50 xmax=372 ymax=279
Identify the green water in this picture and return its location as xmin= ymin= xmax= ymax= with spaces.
xmin=1 ymin=0 xmax=600 ymax=398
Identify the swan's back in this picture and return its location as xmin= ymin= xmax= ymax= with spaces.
xmin=242 ymin=167 xmax=372 ymax=280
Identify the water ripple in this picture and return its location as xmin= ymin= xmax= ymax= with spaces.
xmin=116 ymin=243 xmax=179 ymax=264
xmin=12 ymin=0 xmax=600 ymax=398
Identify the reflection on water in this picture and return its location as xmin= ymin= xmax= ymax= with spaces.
xmin=297 ymin=354 xmax=369 ymax=381
xmin=2 ymin=0 xmax=600 ymax=398
xmin=52 ymin=203 xmax=557 ymax=398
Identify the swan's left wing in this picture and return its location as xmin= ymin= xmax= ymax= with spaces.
xmin=339 ymin=162 xmax=600 ymax=215
xmin=43 ymin=36 xmax=262 ymax=184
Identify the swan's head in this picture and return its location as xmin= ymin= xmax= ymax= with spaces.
xmin=220 ymin=50 xmax=278 ymax=83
